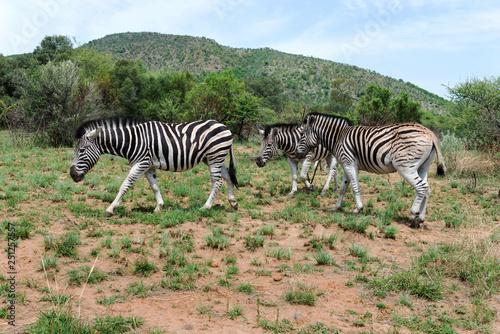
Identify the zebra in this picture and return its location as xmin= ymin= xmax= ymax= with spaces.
xmin=255 ymin=123 xmax=339 ymax=197
xmin=295 ymin=112 xmax=446 ymax=227
xmin=70 ymin=117 xmax=238 ymax=216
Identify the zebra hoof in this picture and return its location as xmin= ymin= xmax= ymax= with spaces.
xmin=287 ymin=192 xmax=296 ymax=198
xmin=411 ymin=216 xmax=424 ymax=228
xmin=104 ymin=211 xmax=113 ymax=217
xmin=229 ymin=198 xmax=238 ymax=210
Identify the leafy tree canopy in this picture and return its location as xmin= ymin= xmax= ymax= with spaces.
xmin=33 ymin=35 xmax=74 ymax=65
xmin=356 ymin=84 xmax=422 ymax=125
xmin=447 ymin=77 xmax=500 ymax=147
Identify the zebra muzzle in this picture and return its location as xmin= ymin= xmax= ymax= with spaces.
xmin=70 ymin=165 xmax=85 ymax=182
xmin=295 ymin=148 xmax=307 ymax=159
xmin=255 ymin=156 xmax=266 ymax=167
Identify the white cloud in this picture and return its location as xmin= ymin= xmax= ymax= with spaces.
xmin=274 ymin=3 xmax=500 ymax=63
xmin=1 ymin=0 xmax=218 ymax=55
xmin=374 ymin=7 xmax=500 ymax=53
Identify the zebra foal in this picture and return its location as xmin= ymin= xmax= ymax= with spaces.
xmin=255 ymin=124 xmax=338 ymax=196
xmin=295 ymin=112 xmax=446 ymax=227
xmin=70 ymin=117 xmax=238 ymax=216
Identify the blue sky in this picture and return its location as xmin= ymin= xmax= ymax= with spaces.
xmin=1 ymin=0 xmax=499 ymax=98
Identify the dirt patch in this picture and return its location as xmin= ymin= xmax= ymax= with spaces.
xmin=1 ymin=145 xmax=500 ymax=334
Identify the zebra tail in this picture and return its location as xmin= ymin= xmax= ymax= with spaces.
xmin=229 ymin=145 xmax=239 ymax=188
xmin=433 ymin=137 xmax=446 ymax=176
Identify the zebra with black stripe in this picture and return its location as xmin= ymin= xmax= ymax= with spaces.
xmin=70 ymin=117 xmax=238 ymax=216
xmin=255 ymin=124 xmax=338 ymax=197
xmin=295 ymin=112 xmax=446 ymax=227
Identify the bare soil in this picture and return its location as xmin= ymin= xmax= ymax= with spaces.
xmin=1 ymin=146 xmax=500 ymax=334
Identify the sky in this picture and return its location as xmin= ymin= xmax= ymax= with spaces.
xmin=1 ymin=0 xmax=499 ymax=98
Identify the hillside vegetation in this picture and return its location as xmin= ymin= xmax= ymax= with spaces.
xmin=85 ymin=32 xmax=447 ymax=113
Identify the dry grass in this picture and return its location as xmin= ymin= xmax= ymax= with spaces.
xmin=453 ymin=149 xmax=496 ymax=175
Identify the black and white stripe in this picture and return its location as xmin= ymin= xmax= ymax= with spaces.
xmin=295 ymin=112 xmax=446 ymax=226
xmin=70 ymin=117 xmax=238 ymax=216
xmin=256 ymin=123 xmax=338 ymax=197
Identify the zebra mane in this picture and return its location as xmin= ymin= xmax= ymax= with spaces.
xmin=304 ymin=112 xmax=353 ymax=126
xmin=262 ymin=123 xmax=301 ymax=137
xmin=74 ymin=117 xmax=145 ymax=139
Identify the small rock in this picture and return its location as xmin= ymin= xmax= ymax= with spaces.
xmin=211 ymin=259 xmax=219 ymax=267
xmin=273 ymin=273 xmax=283 ymax=281
xmin=182 ymin=324 xmax=194 ymax=330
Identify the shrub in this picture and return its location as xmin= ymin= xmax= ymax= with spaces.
xmin=133 ymin=258 xmax=157 ymax=277
xmin=440 ymin=132 xmax=495 ymax=176
xmin=17 ymin=60 xmax=103 ymax=147
xmin=44 ymin=232 xmax=81 ymax=258
xmin=204 ymin=227 xmax=231 ymax=250
xmin=313 ymin=250 xmax=336 ymax=266
xmin=285 ymin=282 xmax=318 ymax=306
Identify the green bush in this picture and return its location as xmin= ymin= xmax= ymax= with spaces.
xmin=19 ymin=60 xmax=103 ymax=146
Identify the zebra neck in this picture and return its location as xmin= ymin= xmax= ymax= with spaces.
xmin=315 ymin=119 xmax=347 ymax=153
xmin=96 ymin=127 xmax=139 ymax=161
xmin=276 ymin=133 xmax=297 ymax=154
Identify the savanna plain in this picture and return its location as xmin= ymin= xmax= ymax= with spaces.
xmin=1 ymin=131 xmax=499 ymax=334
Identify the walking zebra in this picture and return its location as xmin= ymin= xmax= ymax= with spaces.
xmin=256 ymin=124 xmax=338 ymax=197
xmin=295 ymin=113 xmax=446 ymax=227
xmin=70 ymin=117 xmax=238 ymax=216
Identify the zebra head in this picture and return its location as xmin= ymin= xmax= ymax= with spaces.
xmin=295 ymin=114 xmax=319 ymax=159
xmin=255 ymin=127 xmax=279 ymax=167
xmin=70 ymin=127 xmax=103 ymax=182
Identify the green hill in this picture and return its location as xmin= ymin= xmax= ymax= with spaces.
xmin=84 ymin=32 xmax=447 ymax=113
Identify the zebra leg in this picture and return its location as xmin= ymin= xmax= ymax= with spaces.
xmin=333 ymin=171 xmax=350 ymax=212
xmin=321 ymin=155 xmax=338 ymax=196
xmin=299 ymin=154 xmax=313 ymax=190
xmin=287 ymin=157 xmax=299 ymax=197
xmin=145 ymin=169 xmax=164 ymax=214
xmin=416 ymin=187 xmax=431 ymax=226
xmin=344 ymin=165 xmax=364 ymax=214
xmin=221 ymin=163 xmax=238 ymax=209
xmin=412 ymin=150 xmax=435 ymax=225
xmin=105 ymin=163 xmax=149 ymax=217
xmin=399 ymin=170 xmax=430 ymax=226
xmin=201 ymin=161 xmax=224 ymax=210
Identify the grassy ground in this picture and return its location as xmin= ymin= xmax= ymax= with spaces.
xmin=0 ymin=130 xmax=499 ymax=333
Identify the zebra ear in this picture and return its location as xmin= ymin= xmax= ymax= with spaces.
xmin=87 ymin=126 xmax=103 ymax=140
xmin=270 ymin=128 xmax=279 ymax=137
xmin=306 ymin=115 xmax=316 ymax=126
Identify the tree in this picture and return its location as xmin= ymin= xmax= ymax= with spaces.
xmin=186 ymin=69 xmax=245 ymax=123
xmin=110 ymin=59 xmax=146 ymax=115
xmin=356 ymin=84 xmax=422 ymax=125
xmin=33 ymin=35 xmax=74 ymax=65
xmin=327 ymin=78 xmax=357 ymax=116
xmin=18 ymin=60 xmax=102 ymax=146
xmin=186 ymin=69 xmax=261 ymax=137
xmin=231 ymin=92 xmax=261 ymax=138
xmin=0 ymin=55 xmax=16 ymax=97
xmin=447 ymin=77 xmax=500 ymax=147
xmin=245 ymin=76 xmax=288 ymax=113
xmin=390 ymin=92 xmax=422 ymax=123
xmin=356 ymin=84 xmax=392 ymax=125
xmin=138 ymin=70 xmax=196 ymax=122
xmin=73 ymin=47 xmax=114 ymax=79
